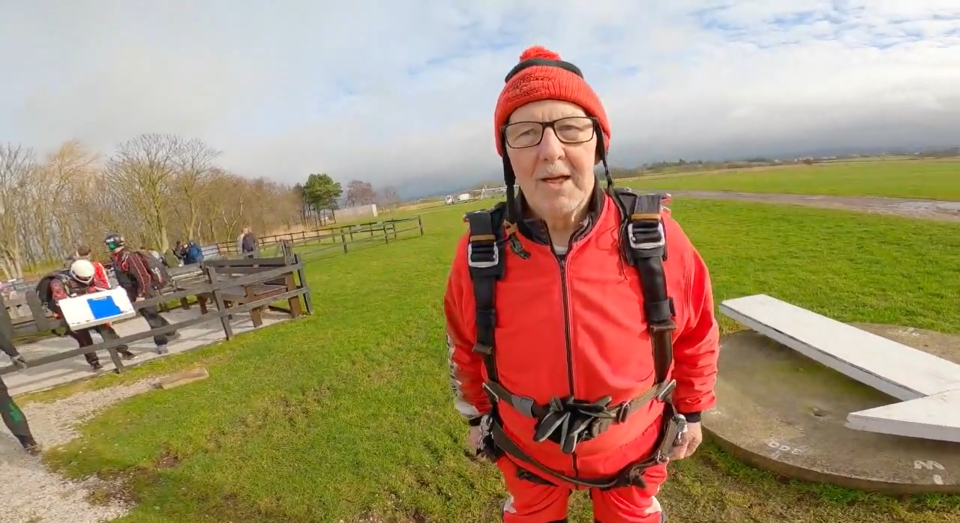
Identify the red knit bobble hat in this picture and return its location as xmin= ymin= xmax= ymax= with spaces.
xmin=494 ymin=46 xmax=611 ymax=157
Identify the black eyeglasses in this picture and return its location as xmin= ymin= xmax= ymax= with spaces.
xmin=501 ymin=116 xmax=598 ymax=149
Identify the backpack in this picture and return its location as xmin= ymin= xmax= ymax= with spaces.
xmin=463 ymin=187 xmax=679 ymax=490
xmin=35 ymin=271 xmax=74 ymax=311
xmin=132 ymin=250 xmax=172 ymax=290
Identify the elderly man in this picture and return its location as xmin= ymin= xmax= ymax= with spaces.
xmin=444 ymin=46 xmax=720 ymax=523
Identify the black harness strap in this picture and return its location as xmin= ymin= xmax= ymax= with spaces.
xmin=464 ymin=206 xmax=508 ymax=416
xmin=489 ymin=400 xmax=685 ymax=490
xmin=611 ymin=189 xmax=678 ymax=391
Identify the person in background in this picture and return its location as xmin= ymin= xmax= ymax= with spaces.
xmin=172 ymin=240 xmax=186 ymax=267
xmin=0 ymin=330 xmax=41 ymax=455
xmin=74 ymin=245 xmax=110 ymax=289
xmin=73 ymin=245 xmax=132 ymax=356
xmin=183 ymin=240 xmax=204 ymax=265
xmin=241 ymin=227 xmax=258 ymax=258
xmin=40 ymin=260 xmax=137 ymax=371
xmin=105 ymin=234 xmax=179 ymax=354
xmin=237 ymin=228 xmax=247 ymax=256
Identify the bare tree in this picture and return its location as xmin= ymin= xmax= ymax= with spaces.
xmin=37 ymin=141 xmax=102 ymax=260
xmin=172 ymin=139 xmax=220 ymax=242
xmin=103 ymin=134 xmax=183 ymax=252
xmin=377 ymin=186 xmax=401 ymax=212
xmin=0 ymin=134 xmax=339 ymax=274
xmin=0 ymin=144 xmax=38 ymax=279
xmin=345 ymin=179 xmax=376 ymax=207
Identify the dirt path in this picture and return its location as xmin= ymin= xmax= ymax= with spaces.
xmin=667 ymin=191 xmax=960 ymax=222
xmin=1 ymin=380 xmax=156 ymax=523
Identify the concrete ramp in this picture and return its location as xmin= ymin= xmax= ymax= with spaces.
xmin=721 ymin=294 xmax=960 ymax=443
xmin=847 ymin=390 xmax=960 ymax=443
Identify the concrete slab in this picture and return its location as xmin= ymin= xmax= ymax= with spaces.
xmin=721 ymin=295 xmax=960 ymax=443
xmin=4 ymin=308 xmax=290 ymax=397
xmin=847 ymin=390 xmax=960 ymax=443
xmin=720 ymin=294 xmax=960 ymax=401
xmin=703 ymin=324 xmax=960 ymax=495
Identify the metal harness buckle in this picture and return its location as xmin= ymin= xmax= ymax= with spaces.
xmin=467 ymin=242 xmax=499 ymax=269
xmin=627 ymin=220 xmax=665 ymax=250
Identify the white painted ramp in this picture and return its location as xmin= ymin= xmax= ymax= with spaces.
xmin=847 ymin=390 xmax=960 ymax=443
xmin=721 ymin=294 xmax=960 ymax=443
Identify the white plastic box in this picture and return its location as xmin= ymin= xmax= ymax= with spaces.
xmin=58 ymin=287 xmax=137 ymax=330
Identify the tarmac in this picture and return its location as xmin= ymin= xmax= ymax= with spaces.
xmin=3 ymin=308 xmax=289 ymax=397
xmin=704 ymin=323 xmax=960 ymax=494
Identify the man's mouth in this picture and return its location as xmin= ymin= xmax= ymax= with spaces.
xmin=540 ymin=175 xmax=570 ymax=184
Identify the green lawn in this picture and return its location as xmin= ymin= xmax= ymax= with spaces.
xmin=623 ymin=160 xmax=960 ymax=201
xmin=37 ymin=200 xmax=960 ymax=523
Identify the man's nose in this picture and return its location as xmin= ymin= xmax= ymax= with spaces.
xmin=537 ymin=127 xmax=564 ymax=160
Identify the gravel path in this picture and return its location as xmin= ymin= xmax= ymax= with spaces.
xmin=667 ymin=191 xmax=960 ymax=222
xmin=2 ymin=380 xmax=155 ymax=523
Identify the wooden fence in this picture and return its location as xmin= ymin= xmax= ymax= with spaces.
xmin=212 ymin=216 xmax=424 ymax=257
xmin=0 ymin=253 xmax=312 ymax=377
xmin=277 ymin=216 xmax=425 ymax=259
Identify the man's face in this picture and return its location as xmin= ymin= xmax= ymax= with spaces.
xmin=505 ymin=100 xmax=598 ymax=223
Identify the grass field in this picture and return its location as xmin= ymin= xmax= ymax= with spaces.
xmin=623 ymin=159 xmax=960 ymax=200
xmin=35 ymin=199 xmax=960 ymax=523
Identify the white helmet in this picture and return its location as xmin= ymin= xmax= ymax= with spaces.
xmin=70 ymin=259 xmax=96 ymax=284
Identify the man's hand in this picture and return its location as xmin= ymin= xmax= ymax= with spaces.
xmin=10 ymin=354 xmax=28 ymax=370
xmin=467 ymin=425 xmax=482 ymax=451
xmin=668 ymin=422 xmax=703 ymax=460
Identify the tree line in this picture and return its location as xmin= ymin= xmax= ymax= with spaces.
xmin=0 ymin=134 xmax=397 ymax=281
xmin=294 ymin=174 xmax=401 ymax=225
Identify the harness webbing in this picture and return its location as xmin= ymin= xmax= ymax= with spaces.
xmin=464 ymin=190 xmax=678 ymax=489
xmin=464 ymin=205 xmax=508 ymax=419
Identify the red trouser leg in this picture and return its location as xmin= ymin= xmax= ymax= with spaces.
xmin=496 ymin=456 xmax=571 ymax=523
xmin=590 ymin=463 xmax=668 ymax=523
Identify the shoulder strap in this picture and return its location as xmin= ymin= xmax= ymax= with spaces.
xmin=610 ymin=188 xmax=677 ymax=390
xmin=463 ymin=203 xmax=508 ymax=413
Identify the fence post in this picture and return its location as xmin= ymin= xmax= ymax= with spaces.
xmin=0 ymin=294 xmax=12 ymax=342
xmin=383 ymin=223 xmax=390 ymax=244
xmin=207 ymin=266 xmax=234 ymax=339
xmin=340 ymin=233 xmax=349 ymax=254
xmin=295 ymin=253 xmax=314 ymax=314
xmin=25 ymin=292 xmax=50 ymax=333
xmin=418 ymin=215 xmax=424 ymax=236
xmin=107 ymin=346 xmax=125 ymax=373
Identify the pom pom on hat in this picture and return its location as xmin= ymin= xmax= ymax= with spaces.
xmin=518 ymin=45 xmax=561 ymax=62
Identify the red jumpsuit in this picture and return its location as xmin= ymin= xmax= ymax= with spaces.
xmin=445 ymin=191 xmax=720 ymax=523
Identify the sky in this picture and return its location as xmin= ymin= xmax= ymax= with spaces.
xmin=2 ymin=0 xmax=959 ymax=196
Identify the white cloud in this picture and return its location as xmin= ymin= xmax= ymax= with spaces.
xmin=1 ymin=0 xmax=958 ymax=194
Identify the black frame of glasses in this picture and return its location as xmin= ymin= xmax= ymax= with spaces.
xmin=500 ymin=116 xmax=600 ymax=149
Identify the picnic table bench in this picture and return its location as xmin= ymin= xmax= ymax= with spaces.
xmin=195 ymin=257 xmax=305 ymax=327
xmin=720 ymin=294 xmax=960 ymax=443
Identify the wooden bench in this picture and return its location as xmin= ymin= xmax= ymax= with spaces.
xmin=197 ymin=256 xmax=304 ymax=328
xmin=720 ymin=294 xmax=960 ymax=443
xmin=163 ymin=265 xmax=208 ymax=311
